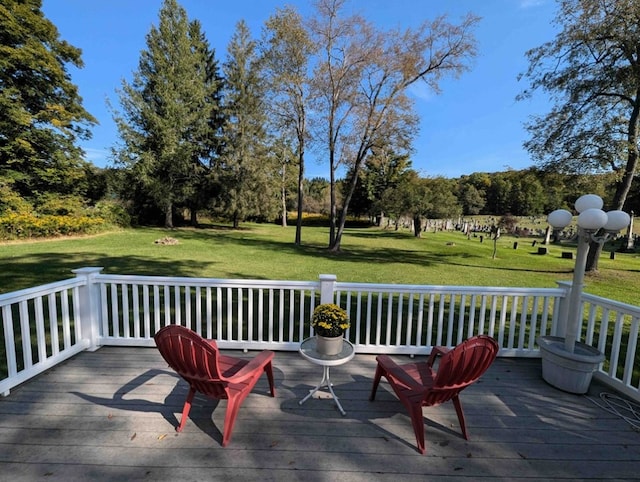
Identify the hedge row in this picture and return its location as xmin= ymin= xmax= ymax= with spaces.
xmin=0 ymin=213 xmax=105 ymax=239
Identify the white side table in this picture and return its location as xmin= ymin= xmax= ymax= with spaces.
xmin=298 ymin=336 xmax=355 ymax=416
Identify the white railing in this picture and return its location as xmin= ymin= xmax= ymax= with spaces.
xmin=0 ymin=276 xmax=90 ymax=396
xmin=579 ymin=292 xmax=640 ymax=401
xmin=94 ymin=272 xmax=320 ymax=351
xmin=334 ymin=280 xmax=563 ymax=356
xmin=1 ymin=268 xmax=638 ymax=401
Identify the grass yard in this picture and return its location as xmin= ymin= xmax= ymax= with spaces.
xmin=1 ymin=223 xmax=639 ymax=306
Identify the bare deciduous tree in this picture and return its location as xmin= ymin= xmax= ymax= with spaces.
xmin=309 ymin=0 xmax=479 ymax=251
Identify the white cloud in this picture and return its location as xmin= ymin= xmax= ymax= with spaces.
xmin=519 ymin=0 xmax=546 ymax=8
xmin=407 ymin=82 xmax=435 ymax=103
xmin=82 ymin=147 xmax=110 ymax=167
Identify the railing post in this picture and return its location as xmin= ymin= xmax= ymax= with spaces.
xmin=72 ymin=267 xmax=104 ymax=351
xmin=319 ymin=274 xmax=337 ymax=304
xmin=555 ymin=281 xmax=572 ymax=337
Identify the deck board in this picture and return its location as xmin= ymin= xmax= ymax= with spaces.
xmin=0 ymin=347 xmax=638 ymax=481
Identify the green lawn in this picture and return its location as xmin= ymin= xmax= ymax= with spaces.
xmin=1 ymin=223 xmax=639 ymax=305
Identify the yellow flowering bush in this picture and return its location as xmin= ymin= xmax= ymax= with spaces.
xmin=311 ymin=303 xmax=350 ymax=337
xmin=0 ymin=213 xmax=105 ymax=239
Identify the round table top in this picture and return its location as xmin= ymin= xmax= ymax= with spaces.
xmin=299 ymin=336 xmax=355 ymax=366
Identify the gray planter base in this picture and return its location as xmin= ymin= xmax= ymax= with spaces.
xmin=538 ymin=335 xmax=605 ymax=394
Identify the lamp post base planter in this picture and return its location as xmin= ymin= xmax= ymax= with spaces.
xmin=316 ymin=335 xmax=344 ymax=356
xmin=538 ymin=335 xmax=605 ymax=394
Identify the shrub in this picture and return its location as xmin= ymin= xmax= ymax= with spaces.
xmin=92 ymin=200 xmax=131 ymax=227
xmin=0 ymin=212 xmax=104 ymax=239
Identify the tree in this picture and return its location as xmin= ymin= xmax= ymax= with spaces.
xmin=348 ymin=149 xmax=412 ymax=223
xmin=186 ymin=23 xmax=225 ymax=226
xmin=422 ymin=177 xmax=463 ymax=219
xmin=458 ymin=182 xmax=486 ymax=215
xmin=304 ymin=176 xmax=331 ymax=213
xmin=485 ymin=173 xmax=513 ymax=215
xmin=262 ymin=7 xmax=315 ymax=242
xmin=519 ymin=0 xmax=640 ymax=270
xmin=217 ymin=20 xmax=277 ymax=228
xmin=0 ymin=0 xmax=96 ymax=200
xmin=113 ymin=0 xmax=215 ymax=227
xmin=398 ymin=170 xmax=431 ymax=237
xmin=309 ymin=0 xmax=479 ymax=252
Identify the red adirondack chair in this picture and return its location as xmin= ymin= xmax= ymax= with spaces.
xmin=370 ymin=334 xmax=499 ymax=454
xmin=154 ymin=325 xmax=275 ymax=447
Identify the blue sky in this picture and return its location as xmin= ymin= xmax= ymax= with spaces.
xmin=42 ymin=0 xmax=558 ymax=179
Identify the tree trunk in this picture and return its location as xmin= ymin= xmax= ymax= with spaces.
xmin=189 ymin=206 xmax=198 ymax=227
xmin=585 ymin=94 xmax=639 ymax=271
xmin=328 ymin=163 xmax=337 ymax=248
xmin=586 ymin=238 xmax=602 ymax=272
xmin=281 ymin=164 xmax=287 ymax=228
xmin=164 ymin=201 xmax=173 ymax=228
xmin=413 ymin=216 xmax=422 ymax=238
xmin=329 ymin=157 xmax=362 ymax=252
xmin=295 ymin=149 xmax=304 ymax=245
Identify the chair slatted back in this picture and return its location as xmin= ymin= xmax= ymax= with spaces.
xmin=426 ymin=335 xmax=499 ymax=405
xmin=154 ymin=325 xmax=230 ymax=399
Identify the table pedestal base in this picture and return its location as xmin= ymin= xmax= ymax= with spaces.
xmin=298 ymin=365 xmax=346 ymax=416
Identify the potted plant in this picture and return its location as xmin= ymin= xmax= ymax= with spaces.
xmin=311 ymin=303 xmax=350 ymax=355
xmin=539 ymin=194 xmax=629 ymax=393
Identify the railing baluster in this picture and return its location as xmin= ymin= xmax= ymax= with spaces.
xmin=184 ymin=286 xmax=191 ymax=331
xmin=153 ymin=285 xmax=160 ymax=334
xmin=122 ymin=283 xmax=130 ymax=338
xmin=238 ymin=287 xmax=244 ymax=342
xmin=277 ymin=289 xmax=284 ymax=343
xmin=446 ymin=293 xmax=455 ymax=346
xmin=257 ymin=288 xmax=264 ymax=342
xmin=623 ymin=315 xmax=639 ymax=386
xmin=518 ymin=296 xmax=529 ymax=351
xmin=406 ymin=293 xmax=414 ymax=347
xmin=19 ymin=300 xmax=32 ymax=370
xmin=111 ymin=284 xmax=119 ymax=337
xmin=3 ymin=305 xmax=17 ymax=380
xmin=508 ymin=295 xmax=518 ymax=349
xmin=498 ymin=296 xmax=508 ymax=347
xmin=34 ymin=296 xmax=46 ymax=363
xmin=426 ymin=293 xmax=435 ymax=347
xmin=469 ymin=294 xmax=478 ymax=339
xmin=205 ymin=287 xmax=212 ymax=339
xmin=132 ymin=284 xmax=140 ymax=339
xmin=61 ymin=288 xmax=72 ymax=347
xmin=48 ymin=293 xmax=59 ymax=356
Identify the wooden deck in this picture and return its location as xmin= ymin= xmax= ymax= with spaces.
xmin=0 ymin=347 xmax=638 ymax=481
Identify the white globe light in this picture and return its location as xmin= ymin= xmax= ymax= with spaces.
xmin=575 ymin=194 xmax=603 ymax=213
xmin=577 ymin=208 xmax=608 ymax=230
xmin=604 ymin=210 xmax=630 ymax=232
xmin=547 ymin=209 xmax=573 ymax=229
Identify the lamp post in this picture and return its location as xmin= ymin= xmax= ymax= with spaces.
xmin=539 ymin=194 xmax=629 ymax=393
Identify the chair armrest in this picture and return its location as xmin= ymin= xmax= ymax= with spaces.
xmin=427 ymin=346 xmax=450 ymax=368
xmin=376 ymin=355 xmax=427 ymax=394
xmin=227 ymin=350 xmax=275 ymax=383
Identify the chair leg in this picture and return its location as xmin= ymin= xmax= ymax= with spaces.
xmin=452 ymin=395 xmax=469 ymax=440
xmin=369 ymin=365 xmax=383 ymax=401
xmin=177 ymin=387 xmax=196 ymax=433
xmin=408 ymin=402 xmax=426 ymax=454
xmin=265 ymin=362 xmax=276 ymax=397
xmin=222 ymin=395 xmax=245 ymax=447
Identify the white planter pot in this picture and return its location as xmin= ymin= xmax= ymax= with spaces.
xmin=538 ymin=335 xmax=605 ymax=394
xmin=316 ymin=335 xmax=344 ymax=356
